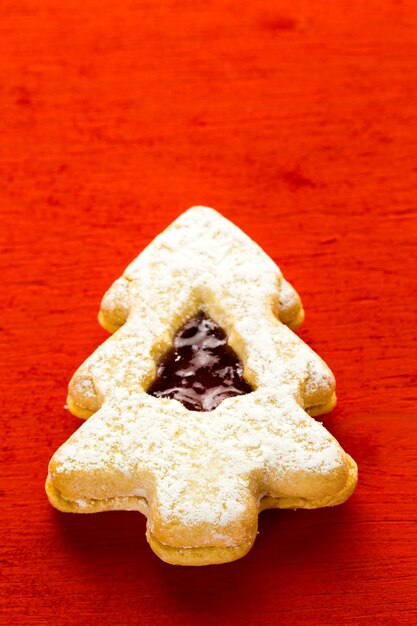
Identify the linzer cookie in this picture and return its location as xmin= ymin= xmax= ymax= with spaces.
xmin=46 ymin=206 xmax=357 ymax=566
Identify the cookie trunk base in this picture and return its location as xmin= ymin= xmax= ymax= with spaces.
xmin=146 ymin=531 xmax=255 ymax=566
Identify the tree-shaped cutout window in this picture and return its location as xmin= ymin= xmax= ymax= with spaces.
xmin=148 ymin=312 xmax=253 ymax=411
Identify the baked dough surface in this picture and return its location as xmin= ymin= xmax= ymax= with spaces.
xmin=46 ymin=206 xmax=357 ymax=565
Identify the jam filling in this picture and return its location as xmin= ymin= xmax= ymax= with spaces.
xmin=148 ymin=313 xmax=253 ymax=411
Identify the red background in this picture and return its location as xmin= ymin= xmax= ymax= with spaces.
xmin=1 ymin=1 xmax=417 ymax=624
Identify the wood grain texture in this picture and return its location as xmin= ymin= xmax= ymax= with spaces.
xmin=1 ymin=1 xmax=416 ymax=624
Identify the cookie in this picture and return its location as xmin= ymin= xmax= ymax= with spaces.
xmin=46 ymin=206 xmax=357 ymax=566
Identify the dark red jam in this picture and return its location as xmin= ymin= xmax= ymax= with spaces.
xmin=148 ymin=313 xmax=253 ymax=411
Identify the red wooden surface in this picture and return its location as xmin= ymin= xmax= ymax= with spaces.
xmin=1 ymin=1 xmax=417 ymax=624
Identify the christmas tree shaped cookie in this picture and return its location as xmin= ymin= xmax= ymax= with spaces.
xmin=46 ymin=206 xmax=357 ymax=566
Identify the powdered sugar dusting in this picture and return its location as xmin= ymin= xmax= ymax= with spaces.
xmin=50 ymin=206 xmax=348 ymax=547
